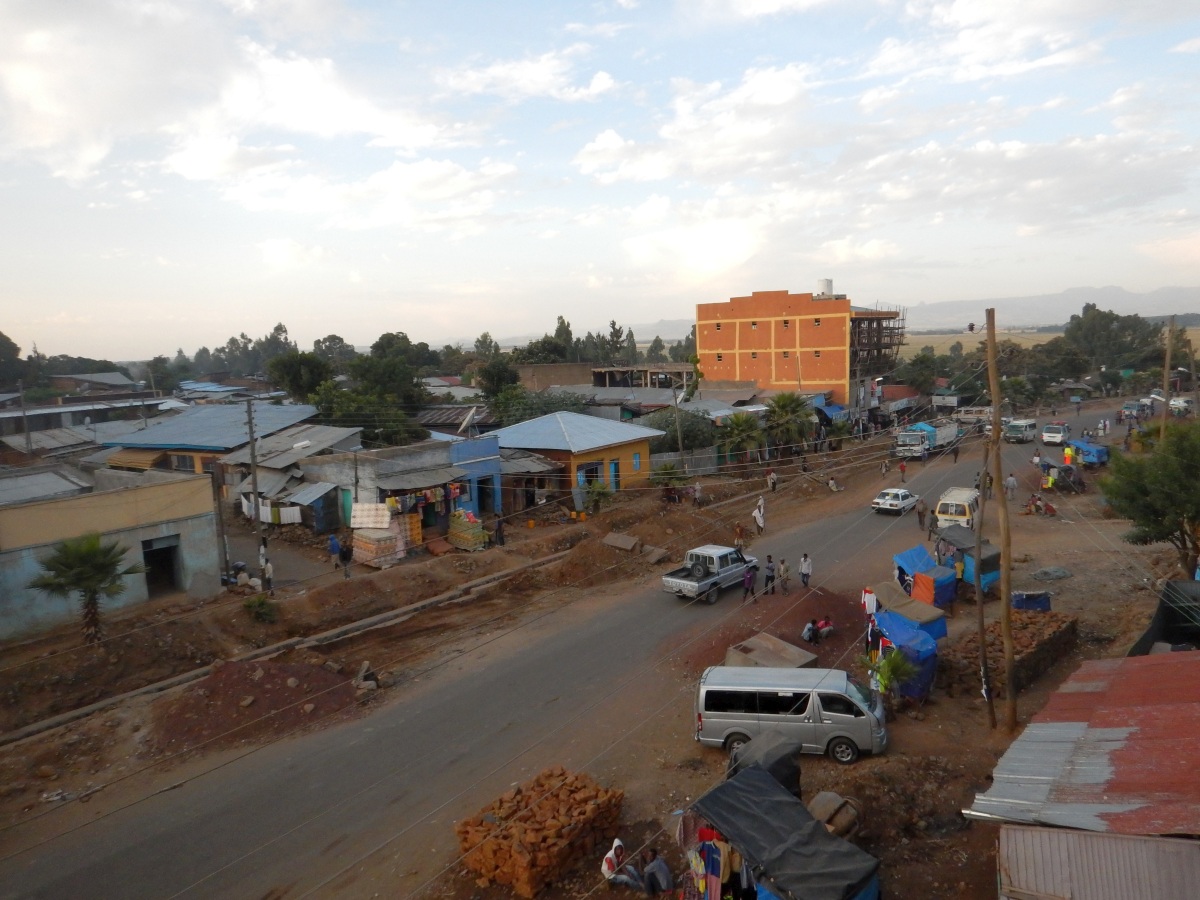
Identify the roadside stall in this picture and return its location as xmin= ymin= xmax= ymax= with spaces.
xmin=936 ymin=525 xmax=1001 ymax=593
xmin=892 ymin=545 xmax=936 ymax=594
xmin=684 ymin=768 xmax=881 ymax=900
xmin=871 ymin=581 xmax=948 ymax=641
xmin=1064 ymin=438 xmax=1108 ymax=468
xmin=870 ymin=610 xmax=938 ymax=702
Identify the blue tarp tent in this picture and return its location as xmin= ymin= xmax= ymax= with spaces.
xmin=962 ymin=544 xmax=1000 ymax=592
xmin=873 ymin=610 xmax=938 ymax=701
xmin=893 ymin=545 xmax=937 ymax=589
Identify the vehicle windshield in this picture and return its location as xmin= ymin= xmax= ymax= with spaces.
xmin=847 ymin=674 xmax=874 ymax=708
xmin=875 ymin=492 xmax=893 ymax=501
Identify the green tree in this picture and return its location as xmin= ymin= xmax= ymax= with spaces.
xmin=641 ymin=407 xmax=716 ymax=453
xmin=764 ymin=392 xmax=815 ymax=457
xmin=474 ymin=332 xmax=501 ymax=359
xmin=720 ymin=412 xmax=763 ymax=465
xmin=193 ymin=346 xmax=214 ymax=373
xmin=669 ymin=326 xmax=696 ymax=363
xmin=645 ymin=336 xmax=668 ymax=364
xmin=1063 ymin=304 xmax=1164 ymax=371
xmin=308 ymin=381 xmax=427 ymax=445
xmin=947 ymin=341 xmax=963 ymax=359
xmin=896 ymin=352 xmax=938 ymax=396
xmin=145 ymin=355 xmax=181 ymax=393
xmin=1101 ymin=422 xmax=1200 ymax=576
xmin=489 ymin=386 xmax=587 ymax=426
xmin=268 ymin=351 xmax=333 ymax=399
xmin=477 ymin=357 xmax=520 ymax=399
xmin=312 ymin=334 xmax=359 ymax=372
xmin=509 ymin=335 xmax=569 ymax=364
xmin=553 ymin=316 xmax=574 ymax=353
xmin=623 ymin=330 xmax=640 ymax=365
xmin=825 ymin=420 xmax=855 ymax=451
xmin=28 ymin=533 xmax=146 ymax=644
xmin=0 ymin=330 xmax=24 ymax=388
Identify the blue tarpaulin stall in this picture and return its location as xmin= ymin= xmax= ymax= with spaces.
xmin=873 ymin=610 xmax=938 ymax=701
xmin=1011 ymin=591 xmax=1052 ymax=611
xmin=1065 ymin=439 xmax=1108 ymax=467
xmin=873 ymin=582 xmax=948 ymax=640
xmin=962 ymin=543 xmax=1000 ymax=592
xmin=893 ymin=545 xmax=936 ymax=586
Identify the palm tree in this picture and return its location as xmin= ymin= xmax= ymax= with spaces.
xmin=764 ymin=392 xmax=814 ymax=457
xmin=826 ymin=420 xmax=855 ymax=451
xmin=720 ymin=412 xmax=764 ymax=468
xmin=28 ymin=533 xmax=146 ymax=644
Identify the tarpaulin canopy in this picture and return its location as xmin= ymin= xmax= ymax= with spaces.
xmin=935 ymin=524 xmax=979 ymax=551
xmin=911 ymin=565 xmax=957 ymax=610
xmin=893 ymin=545 xmax=937 ymax=577
xmin=726 ymin=729 xmax=802 ymax=799
xmin=691 ymin=768 xmax=880 ymax=900
xmin=962 ymin=551 xmax=1000 ymax=592
xmin=872 ymin=610 xmax=938 ymax=700
xmin=872 ymin=583 xmax=948 ymax=640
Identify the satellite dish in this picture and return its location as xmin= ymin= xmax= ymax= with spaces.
xmin=457 ymin=406 xmax=477 ymax=435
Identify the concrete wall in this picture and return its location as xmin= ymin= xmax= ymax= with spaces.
xmin=649 ymin=446 xmax=720 ymax=476
xmin=449 ymin=436 xmax=503 ymax=518
xmin=533 ymin=438 xmax=654 ymax=491
xmin=0 ymin=476 xmax=220 ymax=639
xmin=516 ymin=363 xmax=594 ymax=391
xmin=298 ymin=440 xmax=450 ymax=504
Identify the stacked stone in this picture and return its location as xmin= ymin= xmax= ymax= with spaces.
xmin=455 ymin=766 xmax=623 ymax=898
xmin=939 ymin=610 xmax=1078 ymax=697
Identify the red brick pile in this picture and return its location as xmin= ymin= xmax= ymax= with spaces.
xmin=455 ymin=766 xmax=623 ymax=897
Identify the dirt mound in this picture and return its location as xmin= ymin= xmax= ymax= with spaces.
xmin=151 ymin=659 xmax=358 ymax=753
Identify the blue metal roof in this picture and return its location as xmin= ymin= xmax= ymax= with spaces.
xmin=103 ymin=403 xmax=316 ymax=452
xmin=492 ymin=411 xmax=663 ymax=453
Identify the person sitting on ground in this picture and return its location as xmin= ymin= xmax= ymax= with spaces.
xmin=801 ymin=619 xmax=820 ymax=645
xmin=817 ymin=616 xmax=834 ymax=640
xmin=827 ymin=477 xmax=843 ymax=492
xmin=601 ymin=839 xmax=642 ymax=891
xmin=640 ymin=848 xmax=674 ymax=897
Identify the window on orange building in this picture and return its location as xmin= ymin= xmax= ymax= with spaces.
xmin=751 ymin=352 xmax=757 ymax=359
xmin=783 ymin=320 xmax=790 ymax=328
xmin=814 ymin=318 xmax=822 ymax=326
xmin=782 ymin=351 xmax=790 ymax=358
xmin=751 ymin=321 xmax=757 ymax=329
xmin=716 ymin=353 xmax=723 ymax=361
xmin=716 ymin=322 xmax=722 ymax=330
xmin=814 ymin=350 xmax=821 ymax=358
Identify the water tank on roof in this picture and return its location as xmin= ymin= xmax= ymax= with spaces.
xmin=816 ymin=278 xmax=833 ymax=296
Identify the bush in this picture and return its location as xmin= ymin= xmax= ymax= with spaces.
xmin=243 ymin=595 xmax=278 ymax=624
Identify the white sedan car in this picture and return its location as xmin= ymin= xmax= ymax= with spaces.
xmin=872 ymin=488 xmax=920 ymax=515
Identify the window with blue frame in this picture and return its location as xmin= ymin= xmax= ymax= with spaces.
xmin=633 ymin=452 xmax=641 ymax=471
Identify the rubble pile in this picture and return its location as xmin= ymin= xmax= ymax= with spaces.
xmin=455 ymin=766 xmax=623 ymax=897
xmin=939 ymin=610 xmax=1077 ymax=697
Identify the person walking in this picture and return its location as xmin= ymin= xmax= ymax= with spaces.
xmin=328 ymin=533 xmax=341 ymax=571
xmin=493 ymin=515 xmax=506 ymax=546
xmin=1004 ymin=473 xmax=1018 ymax=501
xmin=985 ymin=471 xmax=995 ymax=500
xmin=767 ymin=468 xmax=778 ymax=493
xmin=778 ymin=558 xmax=791 ymax=595
xmin=921 ymin=446 xmax=929 ymax=464
xmin=263 ymin=558 xmax=274 ymax=597
xmin=799 ymin=553 xmax=812 ymax=588
xmin=880 ymin=458 xmax=890 ymax=477
xmin=733 ymin=521 xmax=746 ymax=550
xmin=898 ymin=460 xmax=907 ymax=483
xmin=952 ymin=443 xmax=960 ymax=463
xmin=752 ymin=500 xmax=765 ymax=535
xmin=927 ymin=510 xmax=940 ymax=541
xmin=915 ymin=498 xmax=928 ymax=531
xmin=764 ymin=555 xmax=777 ymax=594
xmin=742 ymin=565 xmax=757 ymax=603
xmin=338 ymin=541 xmax=353 ymax=579
xmin=692 ymin=481 xmax=703 ymax=507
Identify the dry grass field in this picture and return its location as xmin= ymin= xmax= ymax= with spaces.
xmin=900 ymin=326 xmax=1200 ymax=360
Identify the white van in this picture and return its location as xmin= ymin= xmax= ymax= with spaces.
xmin=695 ymin=666 xmax=887 ymax=764
xmin=1002 ymin=419 xmax=1037 ymax=443
xmin=935 ymin=487 xmax=980 ymax=530
xmin=1041 ymin=422 xmax=1070 ymax=445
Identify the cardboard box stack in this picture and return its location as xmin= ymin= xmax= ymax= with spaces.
xmin=455 ymin=766 xmax=623 ymax=897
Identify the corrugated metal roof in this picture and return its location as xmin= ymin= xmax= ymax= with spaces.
xmin=999 ymin=824 xmax=1200 ymax=900
xmin=219 ymin=424 xmax=361 ymax=468
xmin=376 ymin=465 xmax=468 ymax=491
xmin=0 ymin=420 xmax=151 ymax=455
xmin=0 ymin=470 xmax=92 ymax=506
xmin=492 ymin=411 xmax=663 ymax=453
xmin=61 ymin=371 xmax=136 ymax=386
xmin=968 ymin=654 xmax=1200 ymax=834
xmin=236 ymin=470 xmax=293 ymax=498
xmin=415 ymin=405 xmax=499 ymax=429
xmin=281 ymin=481 xmax=337 ymax=506
xmin=499 ymin=448 xmax=560 ymax=475
xmin=103 ymin=403 xmax=315 ymax=451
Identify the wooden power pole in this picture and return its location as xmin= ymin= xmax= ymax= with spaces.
xmin=971 ymin=435 xmax=997 ymax=730
xmin=245 ymin=399 xmax=262 ymax=577
xmin=986 ymin=308 xmax=1017 ymax=731
xmin=1161 ymin=316 xmax=1174 ymax=444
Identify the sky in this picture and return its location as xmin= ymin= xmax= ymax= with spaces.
xmin=2 ymin=0 xmax=1199 ymax=361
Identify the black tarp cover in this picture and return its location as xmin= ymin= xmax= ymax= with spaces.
xmin=725 ymin=729 xmax=802 ymax=798
xmin=691 ymin=768 xmax=879 ymax=900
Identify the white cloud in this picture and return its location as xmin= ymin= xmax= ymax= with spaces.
xmin=813 ymin=236 xmax=901 ymax=264
xmin=623 ymin=217 xmax=761 ymax=280
xmin=257 ymin=237 xmax=326 ymax=272
xmin=437 ymin=45 xmax=616 ymax=102
xmin=1170 ymin=37 xmax=1200 ymax=53
xmin=1138 ymin=231 xmax=1200 ymax=268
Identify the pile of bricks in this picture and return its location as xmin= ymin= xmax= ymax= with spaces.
xmin=455 ymin=766 xmax=623 ymax=897
xmin=939 ymin=610 xmax=1078 ymax=697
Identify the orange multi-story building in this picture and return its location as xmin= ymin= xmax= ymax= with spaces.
xmin=696 ymin=282 xmax=904 ymax=409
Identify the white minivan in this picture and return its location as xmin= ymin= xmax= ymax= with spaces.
xmin=695 ymin=666 xmax=887 ymax=764
xmin=935 ymin=487 xmax=980 ymax=530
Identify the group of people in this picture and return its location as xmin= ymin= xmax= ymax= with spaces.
xmin=602 ymin=839 xmax=674 ymax=896
xmin=1024 ymin=493 xmax=1057 ymax=516
xmin=328 ymin=533 xmax=354 ymax=578
xmin=740 ymin=553 xmax=812 ymax=602
xmin=801 ymin=615 xmax=834 ymax=644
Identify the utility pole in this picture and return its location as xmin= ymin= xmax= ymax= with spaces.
xmin=211 ymin=466 xmax=230 ymax=579
xmin=1191 ymin=341 xmax=1199 ymax=411
xmin=18 ymin=379 xmax=32 ymax=455
xmin=672 ymin=378 xmax=686 ymax=463
xmin=1160 ymin=316 xmax=1174 ymax=445
xmin=245 ymin=399 xmax=262 ymax=577
xmin=986 ymin=308 xmax=1017 ymax=731
xmin=972 ymin=435 xmax=997 ymax=730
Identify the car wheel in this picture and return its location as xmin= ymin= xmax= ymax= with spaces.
xmin=725 ymin=732 xmax=751 ymax=754
xmin=705 ymin=586 xmax=719 ymax=605
xmin=690 ymin=561 xmax=708 ymax=578
xmin=828 ymin=737 xmax=859 ymax=764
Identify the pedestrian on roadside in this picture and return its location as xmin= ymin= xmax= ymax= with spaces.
xmin=263 ymin=558 xmax=274 ymax=597
xmin=752 ymin=501 xmax=765 ymax=535
xmin=952 ymin=443 xmax=960 ymax=463
xmin=973 ymin=471 xmax=981 ymax=491
xmin=1004 ymin=473 xmax=1018 ymax=501
xmin=493 ymin=516 xmax=506 ymax=546
xmin=915 ymin=498 xmax=928 ymax=531
xmin=799 ymin=553 xmax=813 ymax=588
xmin=927 ymin=510 xmax=940 ymax=541
xmin=692 ymin=481 xmax=703 ymax=507
xmin=733 ymin=522 xmax=746 ymax=550
xmin=764 ymin=555 xmax=777 ymax=594
xmin=985 ymin=471 xmax=994 ymax=499
xmin=328 ymin=533 xmax=341 ymax=570
xmin=338 ymin=541 xmax=353 ymax=579
xmin=880 ymin=459 xmax=890 ymax=477
xmin=801 ymin=619 xmax=820 ymax=645
xmin=767 ymin=468 xmax=778 ymax=493
xmin=258 ymin=536 xmax=268 ymax=571
xmin=778 ymin=558 xmax=791 ymax=595
xmin=898 ymin=460 xmax=907 ymax=483
xmin=742 ymin=566 xmax=756 ymax=602
xmin=921 ymin=446 xmax=929 ymax=464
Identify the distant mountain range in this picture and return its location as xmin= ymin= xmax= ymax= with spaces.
xmin=468 ymin=286 xmax=1200 ymax=350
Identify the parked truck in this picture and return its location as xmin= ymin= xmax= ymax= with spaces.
xmin=662 ymin=544 xmax=759 ymax=605
xmin=892 ymin=420 xmax=960 ymax=458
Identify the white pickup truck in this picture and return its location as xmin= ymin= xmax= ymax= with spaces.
xmin=662 ymin=544 xmax=759 ymax=605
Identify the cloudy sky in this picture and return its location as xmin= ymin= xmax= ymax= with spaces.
xmin=2 ymin=0 xmax=1199 ymax=360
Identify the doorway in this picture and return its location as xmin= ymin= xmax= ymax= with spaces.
xmin=141 ymin=535 xmax=180 ymax=596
